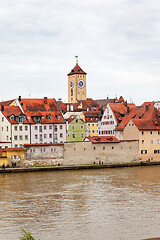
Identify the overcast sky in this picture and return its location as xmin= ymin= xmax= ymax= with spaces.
xmin=0 ymin=0 xmax=160 ymax=105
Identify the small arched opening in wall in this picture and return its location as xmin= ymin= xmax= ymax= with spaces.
xmin=10 ymin=155 xmax=22 ymax=167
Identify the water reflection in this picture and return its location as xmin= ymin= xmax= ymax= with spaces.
xmin=0 ymin=166 xmax=160 ymax=240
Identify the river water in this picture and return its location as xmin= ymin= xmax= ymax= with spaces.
xmin=0 ymin=166 xmax=160 ymax=240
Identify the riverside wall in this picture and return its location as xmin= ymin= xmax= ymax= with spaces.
xmin=22 ymin=140 xmax=139 ymax=166
xmin=63 ymin=140 xmax=139 ymax=165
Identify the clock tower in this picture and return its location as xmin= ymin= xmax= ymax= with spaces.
xmin=68 ymin=56 xmax=87 ymax=103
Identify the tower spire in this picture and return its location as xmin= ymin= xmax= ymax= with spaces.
xmin=75 ymin=55 xmax=78 ymax=65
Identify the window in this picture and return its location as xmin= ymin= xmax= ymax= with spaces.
xmin=49 ymin=134 xmax=52 ymax=138
xmin=141 ymin=150 xmax=147 ymax=154
xmin=2 ymin=127 xmax=3 ymax=131
xmin=40 ymin=134 xmax=43 ymax=141
xmin=51 ymin=148 xmax=56 ymax=153
xmin=7 ymin=126 xmax=8 ymax=132
xmin=112 ymin=146 xmax=114 ymax=149
xmin=39 ymin=126 xmax=42 ymax=132
xmin=60 ymin=125 xmax=63 ymax=129
xmin=43 ymin=148 xmax=46 ymax=153
xmin=103 ymin=147 xmax=105 ymax=150
xmin=25 ymin=135 xmax=28 ymax=140
xmin=35 ymin=134 xmax=38 ymax=139
xmin=18 ymin=116 xmax=23 ymax=123
xmin=33 ymin=149 xmax=35 ymax=153
xmin=14 ymin=136 xmax=18 ymax=140
xmin=60 ymin=133 xmax=63 ymax=138
xmin=14 ymin=144 xmax=18 ymax=148
xmin=19 ymin=126 xmax=23 ymax=131
xmin=54 ymin=125 xmax=57 ymax=132
xmin=81 ymin=134 xmax=84 ymax=138
xmin=81 ymin=126 xmax=83 ymax=129
xmin=72 ymin=126 xmax=75 ymax=130
xmin=154 ymin=150 xmax=160 ymax=154
xmin=14 ymin=126 xmax=17 ymax=131
xmin=54 ymin=133 xmax=57 ymax=140
xmin=35 ymin=126 xmax=38 ymax=130
xmin=25 ymin=126 xmax=28 ymax=131
xmin=142 ymin=131 xmax=144 ymax=135
xmin=30 ymin=149 xmax=33 ymax=153
xmin=142 ymin=140 xmax=145 ymax=144
xmin=92 ymin=130 xmax=95 ymax=133
xmin=88 ymin=124 xmax=90 ymax=126
xmin=157 ymin=140 xmax=159 ymax=144
xmin=158 ymin=131 xmax=160 ymax=135
xmin=93 ymin=147 xmax=96 ymax=150
xmin=72 ymin=134 xmax=75 ymax=138
xmin=150 ymin=131 xmax=153 ymax=135
xmin=44 ymin=126 xmax=47 ymax=130
xmin=49 ymin=125 xmax=52 ymax=130
xmin=37 ymin=117 xmax=41 ymax=123
xmin=151 ymin=140 xmax=153 ymax=144
xmin=2 ymin=117 xmax=4 ymax=122
xmin=19 ymin=135 xmax=23 ymax=140
xmin=47 ymin=115 xmax=51 ymax=120
xmin=71 ymin=89 xmax=73 ymax=96
xmin=40 ymin=148 xmax=43 ymax=153
xmin=44 ymin=134 xmax=47 ymax=139
xmin=92 ymin=123 xmax=94 ymax=126
xmin=20 ymin=144 xmax=23 ymax=147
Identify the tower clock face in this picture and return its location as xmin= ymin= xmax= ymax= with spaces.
xmin=77 ymin=80 xmax=85 ymax=88
xmin=70 ymin=80 xmax=74 ymax=88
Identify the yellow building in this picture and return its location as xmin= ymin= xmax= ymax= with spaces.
xmin=80 ymin=111 xmax=100 ymax=137
xmin=0 ymin=148 xmax=26 ymax=167
xmin=68 ymin=57 xmax=87 ymax=103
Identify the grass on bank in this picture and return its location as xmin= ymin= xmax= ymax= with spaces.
xmin=19 ymin=228 xmax=40 ymax=240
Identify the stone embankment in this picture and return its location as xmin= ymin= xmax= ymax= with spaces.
xmin=0 ymin=161 xmax=160 ymax=173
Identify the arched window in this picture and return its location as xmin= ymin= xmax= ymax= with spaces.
xmin=71 ymin=89 xmax=73 ymax=96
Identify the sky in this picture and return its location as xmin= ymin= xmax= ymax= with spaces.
xmin=0 ymin=0 xmax=160 ymax=105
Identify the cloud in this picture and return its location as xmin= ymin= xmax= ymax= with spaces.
xmin=0 ymin=0 xmax=160 ymax=105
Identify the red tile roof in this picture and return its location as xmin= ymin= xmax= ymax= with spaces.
xmin=67 ymin=115 xmax=85 ymax=124
xmin=19 ymin=98 xmax=65 ymax=124
xmin=0 ymin=99 xmax=15 ymax=106
xmin=24 ymin=143 xmax=64 ymax=147
xmin=83 ymin=110 xmax=100 ymax=123
xmin=115 ymin=106 xmax=160 ymax=131
xmin=85 ymin=136 xmax=119 ymax=143
xmin=142 ymin=101 xmax=155 ymax=107
xmin=68 ymin=64 xmax=87 ymax=76
xmin=108 ymin=103 xmax=130 ymax=124
xmin=1 ymin=106 xmax=29 ymax=124
xmin=0 ymin=147 xmax=26 ymax=154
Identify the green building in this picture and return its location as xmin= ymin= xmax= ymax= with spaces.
xmin=67 ymin=117 xmax=87 ymax=142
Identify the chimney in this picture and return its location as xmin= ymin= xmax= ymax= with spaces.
xmin=1 ymin=105 xmax=4 ymax=111
xmin=44 ymin=97 xmax=48 ymax=104
xmin=18 ymin=96 xmax=21 ymax=102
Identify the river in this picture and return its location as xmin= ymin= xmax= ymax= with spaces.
xmin=0 ymin=166 xmax=160 ymax=240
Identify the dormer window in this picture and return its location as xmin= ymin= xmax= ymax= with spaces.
xmin=18 ymin=115 xmax=23 ymax=123
xmin=57 ymin=114 xmax=61 ymax=119
xmin=10 ymin=115 xmax=15 ymax=121
xmin=47 ymin=115 xmax=51 ymax=120
xmin=37 ymin=117 xmax=41 ymax=123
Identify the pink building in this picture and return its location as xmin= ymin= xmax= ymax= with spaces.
xmin=19 ymin=97 xmax=66 ymax=143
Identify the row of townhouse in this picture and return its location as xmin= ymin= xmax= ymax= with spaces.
xmin=0 ymin=97 xmax=66 ymax=148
